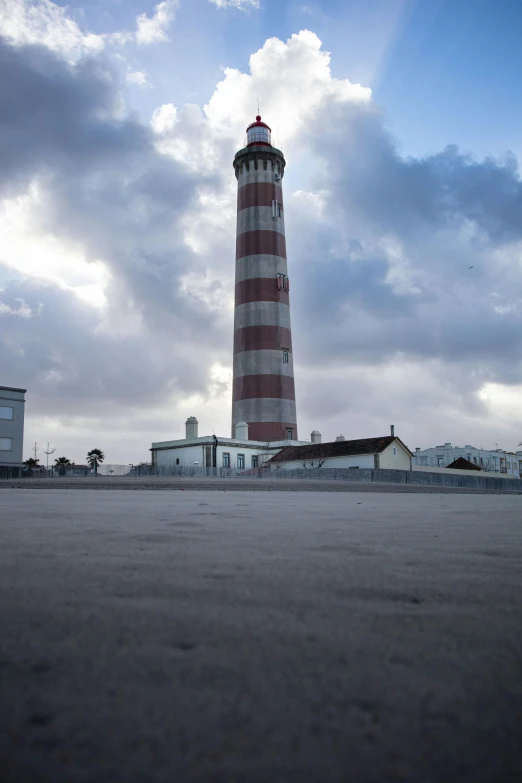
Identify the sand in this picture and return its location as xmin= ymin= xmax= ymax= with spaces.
xmin=1 ymin=489 xmax=521 ymax=782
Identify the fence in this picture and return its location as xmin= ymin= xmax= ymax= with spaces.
xmin=6 ymin=464 xmax=522 ymax=491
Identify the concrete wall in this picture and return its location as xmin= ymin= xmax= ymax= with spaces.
xmin=273 ymin=454 xmax=375 ymax=471
xmin=268 ymin=467 xmax=522 ymax=492
xmin=0 ymin=387 xmax=25 ymax=467
xmin=412 ymin=465 xmax=519 ymax=480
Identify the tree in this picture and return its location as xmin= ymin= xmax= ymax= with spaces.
xmin=23 ymin=457 xmax=39 ymax=476
xmin=54 ymin=456 xmax=72 ymax=476
xmin=86 ymin=449 xmax=105 ymax=476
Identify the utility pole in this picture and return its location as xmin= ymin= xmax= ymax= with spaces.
xmin=33 ymin=442 xmax=38 ymax=461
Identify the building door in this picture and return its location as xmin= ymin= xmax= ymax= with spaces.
xmin=204 ymin=446 xmax=212 ymax=468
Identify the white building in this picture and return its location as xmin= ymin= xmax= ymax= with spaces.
xmin=268 ymin=430 xmax=413 ymax=472
xmin=413 ymin=443 xmax=521 ymax=478
xmin=0 ymin=385 xmax=26 ymax=479
xmin=151 ymin=417 xmax=310 ymax=471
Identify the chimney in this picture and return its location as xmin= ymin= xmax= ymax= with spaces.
xmin=185 ymin=416 xmax=198 ymax=440
xmin=311 ymin=430 xmax=322 ymax=444
xmin=444 ymin=442 xmax=452 ymax=449
xmin=235 ymin=421 xmax=249 ymax=441
xmin=390 ymin=425 xmax=395 ymax=437
xmin=335 ymin=435 xmax=345 ymax=442
xmin=416 ymin=447 xmax=420 ymax=452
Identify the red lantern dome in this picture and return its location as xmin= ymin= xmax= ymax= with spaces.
xmin=246 ymin=115 xmax=272 ymax=147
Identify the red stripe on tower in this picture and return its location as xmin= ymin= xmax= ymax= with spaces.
xmin=236 ymin=231 xmax=287 ymax=260
xmin=237 ymin=183 xmax=284 ymax=210
xmin=231 ymin=116 xmax=298 ymax=442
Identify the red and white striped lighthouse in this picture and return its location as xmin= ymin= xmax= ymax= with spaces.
xmin=232 ymin=116 xmax=298 ymax=442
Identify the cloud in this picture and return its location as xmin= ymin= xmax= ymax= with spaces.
xmin=0 ymin=0 xmax=104 ymax=58
xmin=126 ymin=69 xmax=153 ymax=88
xmin=0 ymin=0 xmax=178 ymax=59
xmin=136 ymin=1 xmax=178 ymax=45
xmin=209 ymin=0 xmax=260 ymax=10
xmin=1 ymin=25 xmax=521 ymax=457
xmin=0 ymin=36 xmax=231 ymax=418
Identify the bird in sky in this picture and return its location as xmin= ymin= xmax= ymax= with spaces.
xmin=469 ymin=265 xmax=474 ymax=269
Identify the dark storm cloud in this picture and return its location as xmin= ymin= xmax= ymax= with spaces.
xmin=287 ymin=98 xmax=522 ymax=385
xmin=0 ymin=38 xmax=148 ymax=194
xmin=0 ymin=36 xmax=231 ymax=409
xmin=306 ymin=102 xmax=522 ymax=243
xmin=0 ymin=275 xmax=212 ymax=413
xmin=0 ymin=36 xmax=222 ymax=329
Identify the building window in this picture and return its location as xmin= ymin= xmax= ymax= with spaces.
xmin=283 ymin=350 xmax=289 ymax=363
xmin=176 ymin=458 xmax=180 ymax=465
xmin=272 ymin=200 xmax=282 ymax=218
xmin=0 ymin=406 xmax=13 ymax=420
xmin=237 ymin=454 xmax=245 ymax=469
xmin=287 ymin=429 xmax=293 ymax=440
xmin=437 ymin=457 xmax=444 ymax=466
xmin=252 ymin=455 xmax=259 ymax=468
xmin=393 ymin=447 xmax=397 ymax=456
xmin=0 ymin=437 xmax=13 ymax=451
xmin=222 ymin=453 xmax=230 ymax=468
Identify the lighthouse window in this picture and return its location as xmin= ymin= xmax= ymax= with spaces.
xmin=272 ymin=200 xmax=282 ymax=218
xmin=277 ymin=274 xmax=289 ymax=292
xmin=283 ymin=350 xmax=289 ymax=363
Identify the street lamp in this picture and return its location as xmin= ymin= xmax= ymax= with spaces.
xmin=43 ymin=443 xmax=56 ymax=475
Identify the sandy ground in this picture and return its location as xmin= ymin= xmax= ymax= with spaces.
xmin=1 ymin=489 xmax=521 ymax=782
xmin=2 ymin=475 xmax=522 ymax=493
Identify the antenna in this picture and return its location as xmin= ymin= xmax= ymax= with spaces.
xmin=257 ymin=97 xmax=260 ymax=114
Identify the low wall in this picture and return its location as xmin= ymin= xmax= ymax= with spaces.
xmin=269 ymin=467 xmax=522 ymax=491
xmin=413 ymin=465 xmax=517 ymax=479
xmin=16 ymin=464 xmax=522 ymax=491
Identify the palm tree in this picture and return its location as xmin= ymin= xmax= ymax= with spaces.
xmin=86 ymin=448 xmax=105 ymax=476
xmin=24 ymin=457 xmax=39 ymax=468
xmin=54 ymin=456 xmax=72 ymax=476
xmin=23 ymin=457 xmax=39 ymax=476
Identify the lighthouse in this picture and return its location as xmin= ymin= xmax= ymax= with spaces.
xmin=232 ymin=116 xmax=298 ymax=442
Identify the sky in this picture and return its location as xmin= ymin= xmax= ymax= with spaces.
xmin=1 ymin=0 xmax=522 ymax=466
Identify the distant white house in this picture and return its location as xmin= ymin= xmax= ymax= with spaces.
xmin=268 ymin=431 xmax=413 ymax=472
xmin=413 ymin=443 xmax=521 ymax=478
